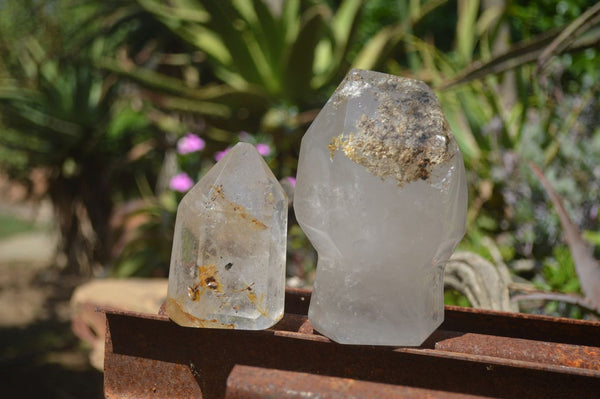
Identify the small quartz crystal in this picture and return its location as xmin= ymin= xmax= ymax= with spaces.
xmin=166 ymin=142 xmax=288 ymax=330
xmin=294 ymin=69 xmax=467 ymax=346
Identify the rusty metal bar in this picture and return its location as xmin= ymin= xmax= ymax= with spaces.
xmin=441 ymin=304 xmax=600 ymax=347
xmin=104 ymin=288 xmax=600 ymax=398
xmin=429 ymin=330 xmax=600 ymax=370
xmin=224 ymin=365 xmax=483 ymax=399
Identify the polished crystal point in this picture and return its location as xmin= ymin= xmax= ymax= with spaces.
xmin=166 ymin=142 xmax=287 ymax=330
xmin=294 ymin=69 xmax=467 ymax=346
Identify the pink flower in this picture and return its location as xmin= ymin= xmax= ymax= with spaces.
xmin=177 ymin=133 xmax=205 ymax=154
xmin=169 ymin=172 xmax=194 ymax=192
xmin=285 ymin=176 xmax=296 ymax=187
xmin=214 ymin=147 xmax=230 ymax=161
xmin=256 ymin=143 xmax=272 ymax=156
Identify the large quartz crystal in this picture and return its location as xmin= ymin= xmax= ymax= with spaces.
xmin=166 ymin=142 xmax=287 ymax=330
xmin=294 ymin=69 xmax=467 ymax=346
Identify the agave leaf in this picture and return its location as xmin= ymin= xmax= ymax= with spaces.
xmin=281 ymin=0 xmax=300 ymax=46
xmin=23 ymin=36 xmax=47 ymax=64
xmin=404 ymin=35 xmax=448 ymax=84
xmin=231 ymin=0 xmax=256 ymax=22
xmin=456 ymin=90 xmax=491 ymax=154
xmin=150 ymin=95 xmax=231 ymax=118
xmin=412 ymin=0 xmax=448 ymax=25
xmin=97 ymin=57 xmax=265 ymax=101
xmin=249 ymin=0 xmax=285 ymax=75
xmin=331 ymin=0 xmax=363 ymax=49
xmin=475 ymin=2 xmax=504 ymax=38
xmin=283 ymin=5 xmax=328 ymax=101
xmin=173 ymin=23 xmax=233 ymax=67
xmin=97 ymin=56 xmax=269 ymax=124
xmin=0 ymin=87 xmax=40 ymax=102
xmin=456 ymin=0 xmax=480 ymax=64
xmin=440 ymin=96 xmax=481 ymax=161
xmin=0 ymin=123 xmax=52 ymax=154
xmin=199 ymin=2 xmax=264 ymax=86
xmin=0 ymin=92 xmax=83 ymax=138
xmin=351 ymin=24 xmax=405 ymax=71
xmin=229 ymin=0 xmax=278 ymax=82
xmin=136 ymin=0 xmax=209 ymax=23
xmin=238 ymin=29 xmax=279 ymax=93
xmin=530 ymin=163 xmax=600 ymax=309
xmin=136 ymin=1 xmax=248 ymax=80
xmin=65 ymin=4 xmax=145 ymax=55
xmin=230 ymin=1 xmax=281 ymax=94
xmin=212 ymin=68 xmax=255 ymax=92
xmin=405 ymin=34 xmax=471 ymax=85
xmin=313 ymin=0 xmax=364 ymax=87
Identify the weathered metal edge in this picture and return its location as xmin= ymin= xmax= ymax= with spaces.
xmin=103 ymin=288 xmax=600 ymax=398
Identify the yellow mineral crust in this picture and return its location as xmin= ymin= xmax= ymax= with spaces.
xmin=165 ymin=298 xmax=235 ymax=329
xmin=328 ymin=70 xmax=454 ymax=186
xmin=247 ymin=291 xmax=269 ymax=318
xmin=210 ymin=184 xmax=267 ymax=230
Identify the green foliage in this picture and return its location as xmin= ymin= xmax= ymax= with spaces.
xmin=383 ymin=1 xmax=600 ymax=260
xmin=510 ymin=0 xmax=597 ymax=36
xmin=444 ymin=289 xmax=472 ymax=307
xmin=0 ymin=1 xmax=169 ymax=273
xmin=93 ymin=0 xmax=435 ymax=140
xmin=349 ymin=1 xmax=600 ymax=317
xmin=112 ymin=191 xmax=178 ymax=277
xmin=97 ymin=0 xmax=363 ymax=121
xmin=135 ymin=0 xmax=358 ymax=103
xmin=538 ymin=245 xmax=581 ymax=294
xmin=583 ymin=230 xmax=600 ymax=247
xmin=536 ymin=246 xmax=585 ymax=319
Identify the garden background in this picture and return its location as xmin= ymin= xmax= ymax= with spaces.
xmin=1 ymin=0 xmax=599 ymax=397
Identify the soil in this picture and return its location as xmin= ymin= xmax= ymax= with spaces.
xmin=0 ymin=215 xmax=104 ymax=397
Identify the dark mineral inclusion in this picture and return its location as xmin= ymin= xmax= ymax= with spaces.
xmin=327 ymin=69 xmax=454 ymax=186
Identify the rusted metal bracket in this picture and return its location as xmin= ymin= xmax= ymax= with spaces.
xmin=104 ymin=288 xmax=600 ymax=398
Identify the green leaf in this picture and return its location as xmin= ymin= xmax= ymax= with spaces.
xmin=107 ymin=107 xmax=150 ymax=139
xmin=351 ymin=24 xmax=405 ymax=71
xmin=537 ymin=2 xmax=600 ymax=71
xmin=441 ymin=97 xmax=481 ymax=161
xmin=97 ymin=57 xmax=265 ymax=101
xmin=456 ymin=0 xmax=480 ymax=64
xmin=583 ymin=230 xmax=600 ymax=246
xmin=152 ymin=95 xmax=232 ymax=117
xmin=283 ymin=5 xmax=327 ymax=101
xmin=199 ymin=2 xmax=264 ymax=86
xmin=178 ymin=24 xmax=233 ymax=67
xmin=314 ymin=0 xmax=364 ymax=87
xmin=137 ymin=0 xmax=210 ymax=23
xmin=330 ymin=0 xmax=364 ymax=60
xmin=249 ymin=0 xmax=285 ymax=75
xmin=441 ymin=29 xmax=558 ymax=89
xmin=233 ymin=1 xmax=280 ymax=94
xmin=281 ymin=0 xmax=301 ymax=45
xmin=542 ymin=246 xmax=581 ymax=294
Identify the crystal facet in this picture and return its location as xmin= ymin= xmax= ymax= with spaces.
xmin=294 ymin=69 xmax=467 ymax=346
xmin=167 ymin=142 xmax=287 ymax=330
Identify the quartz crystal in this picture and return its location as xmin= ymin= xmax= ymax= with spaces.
xmin=166 ymin=142 xmax=287 ymax=330
xmin=294 ymin=69 xmax=467 ymax=346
